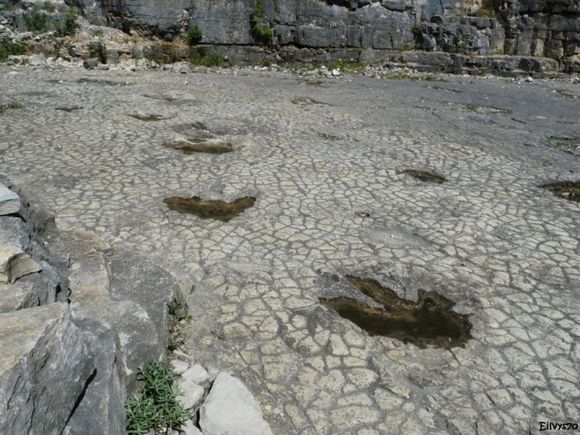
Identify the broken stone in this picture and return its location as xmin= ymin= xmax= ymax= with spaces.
xmin=176 ymin=378 xmax=205 ymax=410
xmin=182 ymin=364 xmax=210 ymax=387
xmin=171 ymin=359 xmax=189 ymax=375
xmin=0 ymin=281 xmax=38 ymax=312
xmin=0 ymin=184 xmax=20 ymax=215
xmin=180 ymin=419 xmax=203 ymax=435
xmin=200 ymin=372 xmax=273 ymax=435
xmin=0 ymin=246 xmax=41 ymax=283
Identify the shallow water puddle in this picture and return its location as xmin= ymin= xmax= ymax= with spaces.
xmin=164 ymin=140 xmax=233 ymax=154
xmin=56 ymin=106 xmax=83 ymax=112
xmin=164 ymin=196 xmax=255 ymax=222
xmin=541 ymin=181 xmax=580 ymax=202
xmin=128 ymin=114 xmax=167 ymax=122
xmin=320 ymin=275 xmax=472 ymax=348
xmin=402 ymin=169 xmax=446 ymax=184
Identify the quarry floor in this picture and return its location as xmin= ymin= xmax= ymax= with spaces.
xmin=1 ymin=65 xmax=579 ymax=434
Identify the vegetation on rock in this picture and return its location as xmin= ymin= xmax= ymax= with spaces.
xmin=125 ymin=360 xmax=191 ymax=434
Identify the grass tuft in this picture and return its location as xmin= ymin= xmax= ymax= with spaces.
xmin=167 ymin=290 xmax=190 ymax=352
xmin=125 ymin=360 xmax=190 ymax=434
xmin=189 ymin=48 xmax=225 ymax=67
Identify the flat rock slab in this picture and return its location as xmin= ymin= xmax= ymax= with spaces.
xmin=1 ymin=67 xmax=579 ymax=434
xmin=200 ymin=372 xmax=273 ymax=435
xmin=0 ymin=303 xmax=94 ymax=434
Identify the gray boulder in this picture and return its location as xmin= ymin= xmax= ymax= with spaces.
xmin=0 ymin=184 xmax=20 ymax=216
xmin=0 ymin=303 xmax=95 ymax=435
xmin=63 ymin=314 xmax=127 ymax=435
xmin=200 ymin=372 xmax=273 ymax=435
xmin=107 ymin=249 xmax=177 ymax=350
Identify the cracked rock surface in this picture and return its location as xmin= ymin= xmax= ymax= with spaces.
xmin=0 ymin=66 xmax=579 ymax=434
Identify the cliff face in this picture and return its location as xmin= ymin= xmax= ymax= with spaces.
xmin=71 ymin=0 xmax=579 ymax=62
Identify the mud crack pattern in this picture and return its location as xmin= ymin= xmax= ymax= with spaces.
xmin=1 ymin=67 xmax=579 ymax=434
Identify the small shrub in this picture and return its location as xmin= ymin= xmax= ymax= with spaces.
xmin=56 ymin=11 xmax=78 ymax=36
xmin=125 ymin=360 xmax=190 ymax=434
xmin=0 ymin=38 xmax=24 ymax=62
xmin=189 ymin=48 xmax=225 ymax=67
xmin=43 ymin=2 xmax=56 ymax=13
xmin=24 ymin=9 xmax=49 ymax=33
xmin=185 ymin=26 xmax=202 ymax=46
xmin=88 ymin=41 xmax=107 ymax=63
xmin=168 ymin=291 xmax=188 ymax=321
xmin=251 ymin=2 xmax=273 ymax=42
xmin=168 ymin=290 xmax=190 ymax=352
xmin=0 ymin=101 xmax=24 ymax=115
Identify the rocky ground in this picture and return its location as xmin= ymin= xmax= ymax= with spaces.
xmin=0 ymin=63 xmax=579 ymax=434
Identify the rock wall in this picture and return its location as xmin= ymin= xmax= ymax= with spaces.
xmin=67 ymin=0 xmax=579 ymax=64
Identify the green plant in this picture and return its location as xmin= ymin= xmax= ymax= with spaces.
xmin=0 ymin=38 xmax=24 ymax=62
xmin=125 ymin=360 xmax=191 ymax=434
xmin=43 ymin=1 xmax=56 ymax=12
xmin=251 ymin=2 xmax=273 ymax=42
xmin=169 ymin=291 xmax=188 ymax=323
xmin=167 ymin=290 xmax=190 ymax=352
xmin=0 ymin=101 xmax=24 ymax=114
xmin=465 ymin=103 xmax=479 ymax=112
xmin=24 ymin=9 xmax=49 ymax=33
xmin=88 ymin=41 xmax=107 ymax=63
xmin=56 ymin=11 xmax=78 ymax=36
xmin=185 ymin=26 xmax=202 ymax=46
xmin=549 ymin=137 xmax=579 ymax=152
xmin=189 ymin=48 xmax=225 ymax=67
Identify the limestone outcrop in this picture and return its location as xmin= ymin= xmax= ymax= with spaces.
xmin=0 ymin=180 xmax=175 ymax=435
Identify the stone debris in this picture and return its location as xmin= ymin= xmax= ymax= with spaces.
xmin=181 ymin=364 xmax=210 ymax=387
xmin=180 ymin=419 xmax=203 ymax=435
xmin=200 ymin=373 xmax=273 ymax=435
xmin=0 ymin=184 xmax=20 ymax=215
xmin=176 ymin=378 xmax=205 ymax=410
xmin=171 ymin=358 xmax=190 ymax=375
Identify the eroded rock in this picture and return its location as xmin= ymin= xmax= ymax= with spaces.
xmin=0 ymin=304 xmax=95 ymax=435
